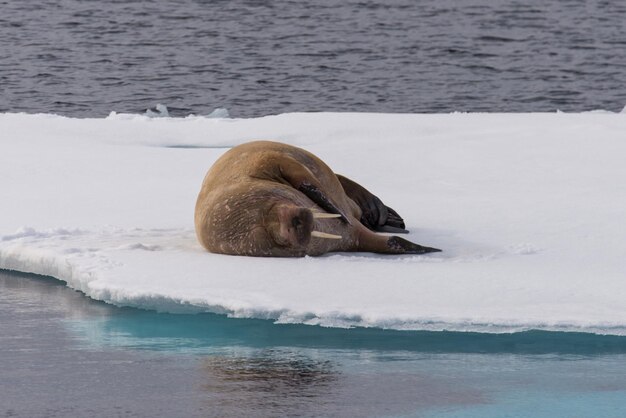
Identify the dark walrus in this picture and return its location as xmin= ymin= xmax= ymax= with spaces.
xmin=194 ymin=141 xmax=441 ymax=257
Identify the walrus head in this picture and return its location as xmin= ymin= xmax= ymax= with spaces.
xmin=264 ymin=204 xmax=342 ymax=255
xmin=266 ymin=205 xmax=315 ymax=249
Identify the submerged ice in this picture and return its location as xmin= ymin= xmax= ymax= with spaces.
xmin=1 ymin=111 xmax=626 ymax=334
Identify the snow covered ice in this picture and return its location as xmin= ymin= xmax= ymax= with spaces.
xmin=1 ymin=111 xmax=626 ymax=334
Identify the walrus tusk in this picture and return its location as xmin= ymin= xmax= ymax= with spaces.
xmin=311 ymin=230 xmax=342 ymax=239
xmin=312 ymin=212 xmax=342 ymax=219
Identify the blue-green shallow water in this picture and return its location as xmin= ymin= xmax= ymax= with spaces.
xmin=2 ymin=270 xmax=626 ymax=417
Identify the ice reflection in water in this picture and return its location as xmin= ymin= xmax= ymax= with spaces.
xmin=197 ymin=349 xmax=487 ymax=417
xmin=201 ymin=352 xmax=338 ymax=416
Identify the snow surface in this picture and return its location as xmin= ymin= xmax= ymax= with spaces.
xmin=1 ymin=111 xmax=625 ymax=334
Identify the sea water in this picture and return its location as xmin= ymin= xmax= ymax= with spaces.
xmin=2 ymin=271 xmax=626 ymax=417
xmin=1 ymin=0 xmax=625 ymax=117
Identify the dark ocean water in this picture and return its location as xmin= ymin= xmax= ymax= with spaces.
xmin=1 ymin=0 xmax=625 ymax=118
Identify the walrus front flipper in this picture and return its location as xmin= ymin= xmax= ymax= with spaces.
xmin=336 ymin=174 xmax=407 ymax=233
xmin=387 ymin=236 xmax=441 ymax=254
xmin=298 ymin=183 xmax=350 ymax=223
xmin=279 ymin=158 xmax=350 ymax=223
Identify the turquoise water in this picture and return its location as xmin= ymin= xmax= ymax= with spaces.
xmin=67 ymin=308 xmax=626 ymax=354
xmin=2 ymin=270 xmax=626 ymax=417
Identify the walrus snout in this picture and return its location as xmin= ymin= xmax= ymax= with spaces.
xmin=273 ymin=205 xmax=315 ymax=248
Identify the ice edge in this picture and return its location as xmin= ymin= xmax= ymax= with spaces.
xmin=1 ymin=246 xmax=625 ymax=336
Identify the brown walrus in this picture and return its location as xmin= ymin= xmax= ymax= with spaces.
xmin=194 ymin=141 xmax=441 ymax=257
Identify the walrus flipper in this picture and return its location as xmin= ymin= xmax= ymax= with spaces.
xmin=380 ymin=207 xmax=408 ymax=233
xmin=279 ymin=158 xmax=350 ymax=223
xmin=298 ymin=183 xmax=350 ymax=223
xmin=376 ymin=224 xmax=410 ymax=234
xmin=336 ymin=174 xmax=407 ymax=233
xmin=387 ymin=236 xmax=441 ymax=254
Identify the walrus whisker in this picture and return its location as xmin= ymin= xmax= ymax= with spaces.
xmin=312 ymin=212 xmax=342 ymax=219
xmin=311 ymin=231 xmax=342 ymax=239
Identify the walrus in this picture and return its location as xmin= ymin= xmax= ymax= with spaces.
xmin=194 ymin=141 xmax=441 ymax=257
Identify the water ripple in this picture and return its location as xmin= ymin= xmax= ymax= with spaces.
xmin=1 ymin=0 xmax=625 ymax=117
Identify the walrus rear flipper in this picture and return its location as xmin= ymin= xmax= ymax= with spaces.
xmin=387 ymin=236 xmax=441 ymax=254
xmin=376 ymin=225 xmax=410 ymax=234
xmin=377 ymin=207 xmax=408 ymax=233
xmin=336 ymin=174 xmax=407 ymax=233
xmin=355 ymin=226 xmax=441 ymax=254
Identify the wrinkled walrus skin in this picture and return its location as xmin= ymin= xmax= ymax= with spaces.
xmin=194 ymin=141 xmax=441 ymax=257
